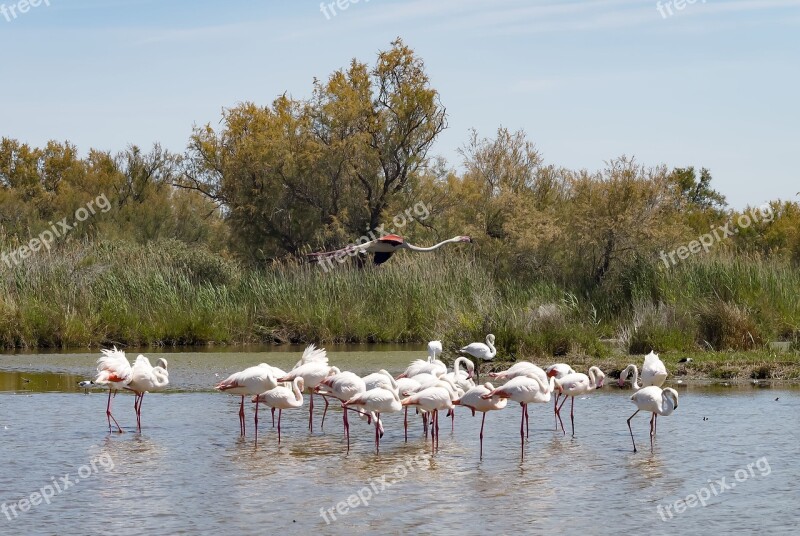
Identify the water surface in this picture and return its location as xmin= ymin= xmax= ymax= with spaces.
xmin=1 ymin=349 xmax=797 ymax=535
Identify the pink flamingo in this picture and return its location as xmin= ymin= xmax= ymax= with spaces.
xmin=482 ymin=374 xmax=553 ymax=460
xmin=126 ymin=355 xmax=169 ymax=433
xmin=92 ymin=348 xmax=134 ymax=433
xmin=453 ymin=382 xmax=507 ymax=459
xmin=550 ymin=366 xmax=605 ymax=437
xmin=342 ymin=387 xmax=402 ymax=453
xmin=215 ymin=363 xmax=279 ymax=443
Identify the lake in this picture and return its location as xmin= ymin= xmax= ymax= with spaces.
xmin=1 ymin=347 xmax=798 ymax=535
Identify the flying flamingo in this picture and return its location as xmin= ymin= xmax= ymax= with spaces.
xmin=342 ymin=387 xmax=402 ymax=453
xmin=401 ymin=379 xmax=458 ymax=452
xmin=126 ymin=355 xmax=169 ymax=433
xmin=619 ymin=351 xmax=668 ymax=433
xmin=545 ymin=363 xmax=575 ymax=432
xmin=627 ymin=386 xmax=679 ymax=452
xmin=92 ymin=347 xmax=133 ymax=433
xmin=316 ymin=371 xmax=366 ymax=451
xmin=252 ymin=378 xmax=305 ymax=443
xmin=550 ymin=366 xmax=605 ymax=437
xmin=453 ymin=382 xmax=507 ymax=459
xmin=307 ymin=234 xmax=472 ymax=266
xmin=482 ymin=374 xmax=554 ymax=460
xmin=278 ymin=345 xmax=339 ymax=433
xmin=215 ymin=363 xmax=279 ymax=442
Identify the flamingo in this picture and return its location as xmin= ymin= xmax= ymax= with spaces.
xmin=92 ymin=347 xmax=133 ymax=433
xmin=545 ymin=363 xmax=575 ymax=432
xmin=489 ymin=361 xmax=546 ymax=382
xmin=482 ymin=374 xmax=554 ymax=460
xmin=619 ymin=351 xmax=668 ymax=434
xmin=427 ymin=340 xmax=443 ymax=361
xmin=126 ymin=355 xmax=169 ymax=433
xmin=278 ymin=345 xmax=339 ymax=433
xmin=453 ymin=382 xmax=507 ymax=459
xmin=489 ymin=361 xmax=547 ymax=437
xmin=619 ymin=351 xmax=668 ymax=389
xmin=460 ymin=334 xmax=497 ymax=379
xmin=307 ymin=234 xmax=472 ymax=266
xmin=215 ymin=363 xmax=279 ymax=442
xmin=396 ymin=377 xmax=422 ymax=441
xmin=252 ymin=378 xmax=305 ymax=443
xmin=316 ymin=372 xmax=366 ymax=451
xmin=550 ymin=366 xmax=605 ymax=437
xmin=362 ymin=370 xmax=399 ymax=392
xmin=627 ymin=386 xmax=679 ymax=452
xmin=441 ymin=356 xmax=476 ymax=431
xmin=401 ymin=379 xmax=458 ymax=452
xmin=396 ymin=358 xmax=446 ymax=379
xmin=342 ymin=387 xmax=402 ymax=453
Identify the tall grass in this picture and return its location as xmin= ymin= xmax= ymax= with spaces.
xmin=0 ymin=241 xmax=797 ymax=357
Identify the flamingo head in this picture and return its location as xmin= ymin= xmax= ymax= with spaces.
xmin=457 ymin=235 xmax=473 ymax=243
xmin=546 ymin=368 xmax=559 ymax=378
xmin=466 ymin=360 xmax=476 ymax=379
xmin=155 ymin=358 xmax=168 ymax=370
xmin=618 ymin=366 xmax=630 ymax=387
xmin=596 ymin=371 xmax=606 ymax=388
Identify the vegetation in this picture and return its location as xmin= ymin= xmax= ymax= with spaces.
xmin=1 ymin=39 xmax=798 ymax=362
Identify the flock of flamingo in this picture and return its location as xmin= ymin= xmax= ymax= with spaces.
xmin=83 ymin=334 xmax=679 ymax=457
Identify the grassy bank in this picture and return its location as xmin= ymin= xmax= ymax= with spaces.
xmin=0 ymin=240 xmax=798 ymax=363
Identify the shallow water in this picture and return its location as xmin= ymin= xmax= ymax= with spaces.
xmin=1 ymin=349 xmax=798 ymax=535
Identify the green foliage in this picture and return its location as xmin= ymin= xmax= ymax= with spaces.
xmin=1 ymin=40 xmax=798 ymax=353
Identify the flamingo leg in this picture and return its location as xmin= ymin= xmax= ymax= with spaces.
xmin=271 ymin=407 xmax=275 ymax=428
xmin=277 ymin=409 xmax=282 ymax=443
xmin=525 ymin=404 xmax=530 ymax=439
xmin=422 ymin=412 xmax=428 ymax=438
xmin=654 ymin=413 xmax=658 ymax=436
xmin=479 ymin=412 xmax=486 ymax=460
xmin=344 ymin=408 xmax=350 ymax=453
xmin=556 ymin=395 xmax=567 ymax=435
xmin=321 ymin=395 xmax=329 ymax=430
xmin=404 ymin=407 xmax=408 ymax=443
xmin=627 ymin=409 xmax=640 ymax=452
xmin=254 ymin=400 xmax=259 ymax=446
xmin=570 ymin=396 xmax=576 ymax=437
xmin=553 ymin=393 xmax=563 ymax=431
xmin=106 ymin=389 xmax=123 ymax=434
xmin=374 ymin=412 xmax=381 ymax=454
xmin=649 ymin=413 xmax=655 ymax=453
xmin=239 ymin=395 xmax=246 ymax=436
xmin=137 ymin=392 xmax=145 ymax=433
xmin=308 ymin=391 xmax=314 ymax=433
xmin=519 ymin=403 xmax=525 ymax=460
xmin=434 ymin=410 xmax=440 ymax=452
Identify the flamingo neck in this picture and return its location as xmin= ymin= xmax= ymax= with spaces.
xmin=628 ymin=365 xmax=640 ymax=389
xmin=152 ymin=370 xmax=169 ymax=388
xmin=404 ymin=237 xmax=460 ymax=252
xmin=486 ymin=338 xmax=497 ymax=357
xmin=293 ymin=379 xmax=303 ymax=401
xmin=588 ymin=367 xmax=601 ymax=389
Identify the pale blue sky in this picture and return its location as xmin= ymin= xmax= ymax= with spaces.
xmin=1 ymin=0 xmax=798 ymax=207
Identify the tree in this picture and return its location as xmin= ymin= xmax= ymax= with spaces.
xmin=181 ymin=39 xmax=447 ymax=262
